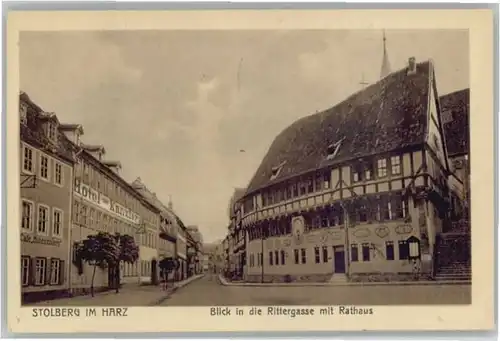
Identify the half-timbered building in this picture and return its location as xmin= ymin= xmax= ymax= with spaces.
xmin=241 ymin=57 xmax=463 ymax=283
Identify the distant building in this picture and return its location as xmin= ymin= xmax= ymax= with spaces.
xmin=19 ymin=92 xmax=76 ymax=303
xmin=187 ymin=225 xmax=204 ymax=274
xmin=227 ymin=188 xmax=246 ymax=278
xmin=131 ymin=178 xmax=179 ymax=283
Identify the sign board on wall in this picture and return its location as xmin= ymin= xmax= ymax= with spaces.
xmin=74 ymin=179 xmax=141 ymax=225
xmin=21 ymin=233 xmax=62 ymax=247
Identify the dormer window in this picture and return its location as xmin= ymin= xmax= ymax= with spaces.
xmin=326 ymin=138 xmax=345 ymax=160
xmin=270 ymin=161 xmax=286 ymax=181
xmin=47 ymin=121 xmax=58 ymax=142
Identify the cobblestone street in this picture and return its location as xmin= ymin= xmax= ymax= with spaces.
xmin=160 ymin=274 xmax=472 ymax=306
xmin=29 ymin=275 xmax=205 ymax=307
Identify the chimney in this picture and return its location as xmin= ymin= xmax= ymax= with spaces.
xmin=407 ymin=57 xmax=417 ymax=75
xmin=60 ymin=124 xmax=84 ymax=145
xmin=103 ymin=161 xmax=122 ymax=175
xmin=168 ymin=195 xmax=173 ymax=210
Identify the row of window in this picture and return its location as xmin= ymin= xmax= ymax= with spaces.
xmin=352 ymin=155 xmax=402 ymax=183
xmin=248 ymin=240 xmax=415 ymax=267
xmin=350 ymin=240 xmax=413 ymax=262
xmin=22 ymin=145 xmax=64 ymax=186
xmin=21 ymin=200 xmax=63 ymax=237
xmin=123 ymin=260 xmax=155 ymax=278
xmin=261 ymin=171 xmax=332 ymax=208
xmin=75 ymin=161 xmax=158 ymax=226
xmin=256 ymin=155 xmax=404 ymax=210
xmin=21 ymin=256 xmax=64 ymax=287
xmin=248 ymin=193 xmax=409 ymax=241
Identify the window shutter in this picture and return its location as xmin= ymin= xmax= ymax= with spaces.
xmin=29 ymin=258 xmax=36 ymax=286
xmin=59 ymin=260 xmax=65 ymax=285
xmin=45 ymin=258 xmax=52 ymax=285
xmin=24 ymin=256 xmax=31 ymax=287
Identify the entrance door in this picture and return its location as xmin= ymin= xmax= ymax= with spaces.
xmin=333 ymin=245 xmax=346 ymax=273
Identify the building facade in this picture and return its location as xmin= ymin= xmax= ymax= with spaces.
xmin=64 ymin=128 xmax=161 ymax=293
xmin=186 ymin=226 xmax=204 ymax=275
xmin=20 ymin=92 xmax=76 ymax=303
xmin=434 ymin=88 xmax=471 ymax=281
xmin=440 ymin=88 xmax=470 ymax=223
xmin=131 ymin=178 xmax=179 ymax=283
xmin=240 ymin=58 xmax=463 ymax=283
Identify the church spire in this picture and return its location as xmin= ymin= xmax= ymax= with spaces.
xmin=380 ymin=30 xmax=391 ymax=79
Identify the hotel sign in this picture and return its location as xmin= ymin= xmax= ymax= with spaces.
xmin=73 ymin=179 xmax=141 ymax=225
xmin=21 ymin=233 xmax=62 ymax=247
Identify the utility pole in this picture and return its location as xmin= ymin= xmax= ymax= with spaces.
xmin=341 ymin=202 xmax=350 ymax=277
xmin=260 ymin=230 xmax=265 ymax=283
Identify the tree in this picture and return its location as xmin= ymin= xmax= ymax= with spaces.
xmin=111 ymin=233 xmax=140 ymax=293
xmin=76 ymin=232 xmax=118 ymax=297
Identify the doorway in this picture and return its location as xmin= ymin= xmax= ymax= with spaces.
xmin=333 ymin=245 xmax=346 ymax=273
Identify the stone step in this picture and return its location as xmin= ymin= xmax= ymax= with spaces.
xmin=435 ymin=273 xmax=472 ymax=279
xmin=436 ymin=276 xmax=472 ymax=281
xmin=329 ymin=275 xmax=348 ymax=283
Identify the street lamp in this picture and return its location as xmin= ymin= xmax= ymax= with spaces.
xmin=340 ymin=202 xmax=351 ymax=277
xmin=260 ymin=222 xmax=267 ymax=283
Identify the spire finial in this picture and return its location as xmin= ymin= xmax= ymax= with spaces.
xmin=380 ymin=29 xmax=391 ymax=79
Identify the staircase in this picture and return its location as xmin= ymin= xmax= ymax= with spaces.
xmin=435 ymin=261 xmax=471 ymax=281
xmin=434 ymin=221 xmax=471 ymax=282
xmin=329 ymin=274 xmax=348 ymax=284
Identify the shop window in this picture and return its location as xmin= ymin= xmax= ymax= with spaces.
xmin=322 ymin=246 xmax=328 ymax=263
xmin=50 ymin=259 xmax=62 ymax=285
xmin=386 ymin=241 xmax=395 ymax=260
xmin=34 ymin=258 xmax=47 ymax=286
xmin=301 ymin=248 xmax=307 ymax=264
xmin=21 ymin=256 xmax=30 ymax=286
xmin=350 ymin=244 xmax=359 ymax=262
xmin=398 ymin=240 xmax=409 ymax=260
xmin=362 ymin=243 xmax=370 ymax=261
xmin=314 ymin=247 xmax=320 ymax=264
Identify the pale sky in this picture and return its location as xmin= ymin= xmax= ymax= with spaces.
xmin=20 ymin=29 xmax=469 ymax=243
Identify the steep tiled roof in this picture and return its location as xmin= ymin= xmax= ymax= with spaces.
xmin=245 ymin=61 xmax=433 ymax=195
xmin=439 ymin=88 xmax=469 ymax=157
xmin=20 ymin=92 xmax=75 ymax=164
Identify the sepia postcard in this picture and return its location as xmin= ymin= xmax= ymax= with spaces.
xmin=5 ymin=8 xmax=495 ymax=335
